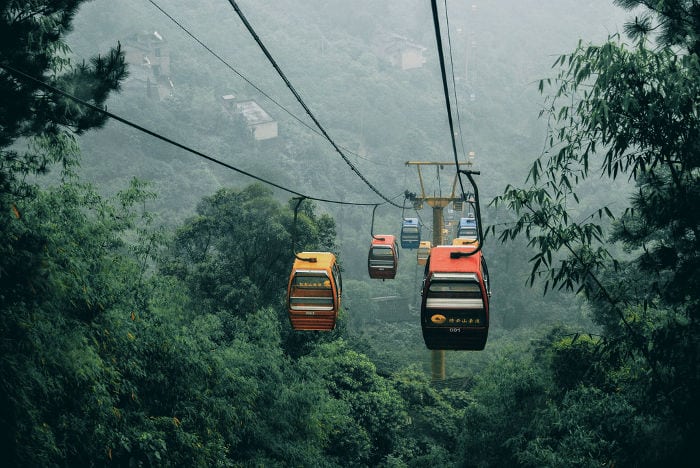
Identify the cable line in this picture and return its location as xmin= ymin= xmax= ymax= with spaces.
xmin=0 ymin=64 xmax=380 ymax=207
xmin=430 ymin=1 xmax=486 ymax=258
xmin=442 ymin=0 xmax=469 ymax=163
xmin=146 ymin=0 xmax=388 ymax=168
xmin=430 ymin=0 xmax=468 ymax=200
xmin=225 ymin=0 xmax=403 ymax=208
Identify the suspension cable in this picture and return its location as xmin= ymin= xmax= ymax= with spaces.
xmin=442 ymin=0 xmax=469 ymax=162
xmin=146 ymin=0 xmax=389 ymax=168
xmin=225 ymin=0 xmax=402 ymax=208
xmin=430 ymin=0 xmax=468 ymax=201
xmin=0 ymin=63 xmax=381 ymax=207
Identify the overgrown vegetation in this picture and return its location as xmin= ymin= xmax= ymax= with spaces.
xmin=1 ymin=0 xmax=698 ymax=466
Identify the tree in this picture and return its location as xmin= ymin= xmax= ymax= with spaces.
xmin=162 ymin=183 xmax=339 ymax=343
xmin=490 ymin=2 xmax=700 ymax=464
xmin=300 ymin=340 xmax=410 ymax=466
xmin=0 ymin=2 xmax=127 ymax=464
xmin=391 ymin=367 xmax=469 ymax=467
xmin=0 ymin=0 xmax=127 ymax=199
xmin=0 ymin=177 xmax=167 ymax=465
xmin=0 ymin=0 xmax=128 ymax=334
xmin=457 ymin=350 xmax=550 ymax=468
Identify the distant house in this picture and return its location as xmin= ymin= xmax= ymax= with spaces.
xmin=221 ymin=94 xmax=237 ymax=110
xmin=237 ymin=100 xmax=278 ymax=140
xmin=122 ymin=31 xmax=174 ymax=100
xmin=221 ymin=95 xmax=277 ymax=141
xmin=378 ymin=33 xmax=427 ymax=70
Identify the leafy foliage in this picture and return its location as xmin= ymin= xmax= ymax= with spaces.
xmin=0 ymin=1 xmax=129 ymax=465
xmin=488 ymin=3 xmax=700 ymax=465
xmin=0 ymin=1 xmax=127 ymax=199
xmin=6 ymin=1 xmax=700 ymax=466
xmin=300 ymin=340 xmax=410 ymax=466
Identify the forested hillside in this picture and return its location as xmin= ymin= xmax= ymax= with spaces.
xmin=1 ymin=0 xmax=698 ymax=466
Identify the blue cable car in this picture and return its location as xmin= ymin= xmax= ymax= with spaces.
xmin=401 ymin=218 xmax=421 ymax=249
xmin=457 ymin=215 xmax=477 ymax=241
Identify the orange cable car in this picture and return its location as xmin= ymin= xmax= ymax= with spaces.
xmin=287 ymin=252 xmax=342 ymax=331
xmin=417 ymin=241 xmax=431 ymax=266
xmin=368 ymin=235 xmax=399 ymax=279
xmin=420 ymin=245 xmax=491 ymax=350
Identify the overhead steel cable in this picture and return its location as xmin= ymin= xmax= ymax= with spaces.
xmin=0 ymin=63 xmax=380 ymax=207
xmin=430 ymin=0 xmax=468 ymax=200
xmin=431 ymin=0 xmax=485 ymax=255
xmin=146 ymin=0 xmax=387 ymax=168
xmin=442 ymin=0 xmax=469 ymax=163
xmin=225 ymin=0 xmax=403 ymax=208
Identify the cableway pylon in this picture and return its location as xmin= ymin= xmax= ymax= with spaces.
xmin=405 ymin=160 xmax=473 ymax=381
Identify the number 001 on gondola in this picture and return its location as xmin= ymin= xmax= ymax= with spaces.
xmin=420 ymin=245 xmax=491 ymax=350
xmin=287 ymin=252 xmax=342 ymax=331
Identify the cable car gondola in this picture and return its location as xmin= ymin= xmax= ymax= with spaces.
xmin=417 ymin=240 xmax=431 ymax=266
xmin=457 ymin=215 xmax=477 ymax=240
xmin=420 ymin=245 xmax=490 ymax=350
xmin=401 ymin=217 xmax=421 ymax=249
xmin=287 ymin=252 xmax=342 ymax=331
xmin=368 ymin=235 xmax=399 ymax=279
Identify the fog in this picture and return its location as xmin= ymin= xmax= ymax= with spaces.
xmin=66 ymin=0 xmax=632 ymax=367
xmin=68 ymin=0 xmax=629 ymax=202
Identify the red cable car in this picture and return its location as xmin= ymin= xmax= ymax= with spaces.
xmin=420 ymin=245 xmax=491 ymax=350
xmin=287 ymin=252 xmax=342 ymax=331
xmin=368 ymin=235 xmax=399 ymax=279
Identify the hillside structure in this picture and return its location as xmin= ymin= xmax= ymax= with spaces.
xmin=122 ymin=31 xmax=174 ymax=100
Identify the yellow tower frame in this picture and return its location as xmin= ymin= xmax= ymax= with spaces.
xmin=405 ymin=161 xmax=471 ymax=381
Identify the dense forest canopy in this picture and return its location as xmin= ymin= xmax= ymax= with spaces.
xmin=1 ymin=0 xmax=698 ymax=466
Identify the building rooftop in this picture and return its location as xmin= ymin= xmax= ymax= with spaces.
xmin=236 ymin=100 xmax=274 ymax=125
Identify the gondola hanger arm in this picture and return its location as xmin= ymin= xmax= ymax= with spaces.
xmin=292 ymin=197 xmax=317 ymax=262
xmin=370 ymin=204 xmax=385 ymax=240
